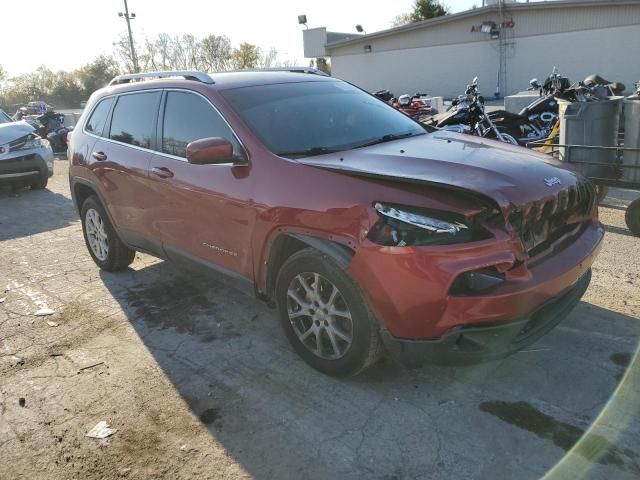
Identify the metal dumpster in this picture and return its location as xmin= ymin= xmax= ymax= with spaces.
xmin=558 ymin=97 xmax=623 ymax=179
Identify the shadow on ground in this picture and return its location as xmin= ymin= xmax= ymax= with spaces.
xmin=99 ymin=261 xmax=640 ymax=480
xmin=0 ymin=183 xmax=77 ymax=241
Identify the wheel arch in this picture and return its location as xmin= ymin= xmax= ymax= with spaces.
xmin=263 ymin=233 xmax=355 ymax=302
xmin=71 ymin=177 xmax=115 ymax=225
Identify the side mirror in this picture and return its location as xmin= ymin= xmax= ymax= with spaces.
xmin=186 ymin=137 xmax=235 ymax=165
xmin=530 ymin=78 xmax=538 ymax=86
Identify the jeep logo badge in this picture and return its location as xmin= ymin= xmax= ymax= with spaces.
xmin=544 ymin=176 xmax=562 ymax=186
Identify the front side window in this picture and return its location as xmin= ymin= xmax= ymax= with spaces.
xmin=221 ymin=80 xmax=426 ymax=158
xmin=109 ymin=92 xmax=160 ymax=148
xmin=162 ymin=91 xmax=242 ymax=159
xmin=85 ymin=97 xmax=114 ymax=136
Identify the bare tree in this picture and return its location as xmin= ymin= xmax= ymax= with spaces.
xmin=259 ymin=48 xmax=278 ymax=68
xmin=113 ymin=34 xmax=140 ymax=72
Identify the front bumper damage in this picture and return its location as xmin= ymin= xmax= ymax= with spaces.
xmin=380 ymin=269 xmax=591 ymax=366
xmin=0 ymin=149 xmax=54 ymax=183
xmin=349 ymin=218 xmax=604 ymax=365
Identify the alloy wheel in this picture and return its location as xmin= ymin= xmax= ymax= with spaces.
xmin=85 ymin=208 xmax=109 ymax=261
xmin=286 ymin=272 xmax=354 ymax=360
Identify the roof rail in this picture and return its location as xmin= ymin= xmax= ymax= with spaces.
xmin=108 ymin=70 xmax=215 ymax=86
xmin=229 ymin=67 xmax=330 ymax=77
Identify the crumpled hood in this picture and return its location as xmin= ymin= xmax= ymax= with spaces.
xmin=297 ymin=131 xmax=581 ymax=210
xmin=0 ymin=120 xmax=35 ymax=144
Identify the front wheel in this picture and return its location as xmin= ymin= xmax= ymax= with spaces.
xmin=625 ymin=198 xmax=640 ymax=236
xmin=594 ymin=185 xmax=609 ymax=204
xmin=275 ymin=248 xmax=383 ymax=376
xmin=30 ymin=175 xmax=48 ymax=190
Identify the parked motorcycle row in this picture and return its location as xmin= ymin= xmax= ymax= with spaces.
xmin=378 ymin=68 xmax=626 ymax=147
xmin=12 ymin=102 xmax=72 ymax=156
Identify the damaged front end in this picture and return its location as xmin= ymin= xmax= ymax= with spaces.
xmin=367 ymin=202 xmax=490 ymax=247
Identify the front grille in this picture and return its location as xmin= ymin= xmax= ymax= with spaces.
xmin=8 ymin=134 xmax=30 ymax=152
xmin=508 ymin=180 xmax=595 ymax=253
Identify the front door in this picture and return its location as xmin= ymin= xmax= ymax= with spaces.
xmin=147 ymin=90 xmax=255 ymax=280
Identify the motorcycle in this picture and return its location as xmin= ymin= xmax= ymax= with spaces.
xmin=392 ymin=94 xmax=432 ymax=121
xmin=488 ymin=69 xmax=625 ymax=146
xmin=426 ymin=77 xmax=516 ymax=144
xmin=487 ymin=68 xmax=571 ymax=146
xmin=374 ymin=89 xmax=433 ymax=120
xmin=25 ymin=110 xmax=72 ymax=156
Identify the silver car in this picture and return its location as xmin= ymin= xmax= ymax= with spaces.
xmin=0 ymin=120 xmax=55 ymax=190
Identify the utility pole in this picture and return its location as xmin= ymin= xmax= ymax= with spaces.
xmin=118 ymin=0 xmax=139 ymax=72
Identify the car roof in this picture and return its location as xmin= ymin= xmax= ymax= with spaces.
xmin=97 ymin=71 xmax=337 ymax=97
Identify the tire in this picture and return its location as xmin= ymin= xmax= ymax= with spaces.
xmin=275 ymin=248 xmax=383 ymax=376
xmin=594 ymin=184 xmax=609 ymax=204
xmin=80 ymin=195 xmax=135 ymax=271
xmin=501 ymin=132 xmax=519 ymax=146
xmin=625 ymin=198 xmax=640 ymax=237
xmin=496 ymin=129 xmax=519 ymax=145
xmin=484 ymin=127 xmax=519 ymax=146
xmin=30 ymin=175 xmax=48 ymax=190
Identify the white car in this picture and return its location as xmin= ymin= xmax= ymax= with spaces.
xmin=0 ymin=120 xmax=55 ymax=190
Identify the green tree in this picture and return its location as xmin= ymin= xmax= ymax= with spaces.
xmin=393 ymin=0 xmax=449 ymax=26
xmin=231 ymin=43 xmax=261 ymax=70
xmin=199 ymin=35 xmax=233 ymax=72
xmin=76 ymin=55 xmax=120 ymax=96
xmin=315 ymin=58 xmax=331 ymax=75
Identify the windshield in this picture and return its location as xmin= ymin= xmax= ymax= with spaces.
xmin=221 ymin=80 xmax=426 ymax=158
xmin=0 ymin=109 xmax=12 ymax=124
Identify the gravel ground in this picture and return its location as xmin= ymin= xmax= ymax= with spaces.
xmin=1 ymin=160 xmax=639 ymax=480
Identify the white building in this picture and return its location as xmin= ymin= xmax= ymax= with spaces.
xmin=303 ymin=0 xmax=640 ymax=98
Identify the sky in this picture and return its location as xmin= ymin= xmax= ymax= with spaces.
xmin=2 ymin=0 xmax=479 ymax=76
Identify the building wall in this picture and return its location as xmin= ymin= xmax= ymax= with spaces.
xmin=331 ymin=23 xmax=640 ymax=98
xmin=326 ymin=3 xmax=640 ymax=98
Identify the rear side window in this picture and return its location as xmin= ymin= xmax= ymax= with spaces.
xmin=161 ymin=91 xmax=242 ymax=158
xmin=85 ymin=97 xmax=114 ymax=136
xmin=109 ymin=92 xmax=161 ymax=149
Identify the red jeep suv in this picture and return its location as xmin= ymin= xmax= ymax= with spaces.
xmin=68 ymin=69 xmax=604 ymax=376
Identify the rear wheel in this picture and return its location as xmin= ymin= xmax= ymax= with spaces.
xmin=625 ymin=198 xmax=640 ymax=236
xmin=80 ymin=195 xmax=135 ymax=271
xmin=275 ymin=248 xmax=382 ymax=376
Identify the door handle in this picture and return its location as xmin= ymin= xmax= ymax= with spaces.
xmin=92 ymin=151 xmax=107 ymax=161
xmin=151 ymin=166 xmax=174 ymax=179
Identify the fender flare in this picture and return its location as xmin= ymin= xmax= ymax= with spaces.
xmin=70 ymin=176 xmax=117 ymax=227
xmin=288 ymin=233 xmax=354 ymax=267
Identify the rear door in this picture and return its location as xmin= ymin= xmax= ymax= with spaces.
xmin=89 ymin=91 xmax=163 ymax=250
xmin=147 ymin=89 xmax=255 ymax=279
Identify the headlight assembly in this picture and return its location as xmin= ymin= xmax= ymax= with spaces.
xmin=14 ymin=135 xmax=48 ymax=151
xmin=368 ymin=202 xmax=490 ymax=247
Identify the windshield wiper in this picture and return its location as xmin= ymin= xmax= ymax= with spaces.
xmin=351 ymin=132 xmax=425 ymax=150
xmin=276 ymin=146 xmax=339 ymax=158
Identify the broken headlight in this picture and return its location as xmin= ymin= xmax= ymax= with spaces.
xmin=368 ymin=202 xmax=487 ymax=247
xmin=15 ymin=134 xmax=48 ymax=151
